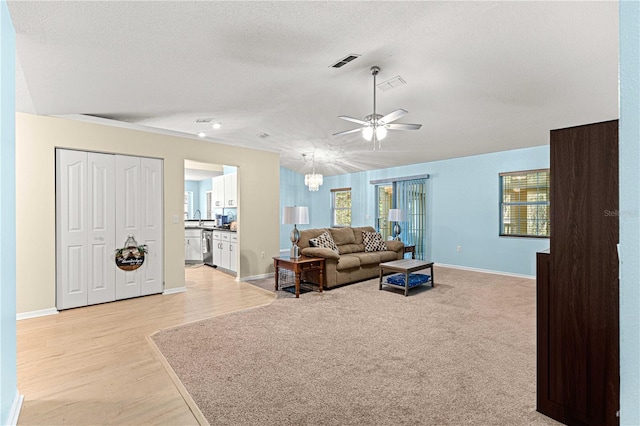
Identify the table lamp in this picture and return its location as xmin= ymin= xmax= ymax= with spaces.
xmin=282 ymin=206 xmax=309 ymax=258
xmin=388 ymin=209 xmax=407 ymax=241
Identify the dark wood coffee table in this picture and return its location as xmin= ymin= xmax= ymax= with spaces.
xmin=379 ymin=259 xmax=434 ymax=296
xmin=273 ymin=256 xmax=325 ymax=298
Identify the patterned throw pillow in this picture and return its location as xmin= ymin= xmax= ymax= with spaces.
xmin=309 ymin=231 xmax=339 ymax=253
xmin=363 ymin=231 xmax=387 ymax=252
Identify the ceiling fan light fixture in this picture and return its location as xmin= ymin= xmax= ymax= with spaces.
xmin=333 ymin=65 xmax=422 ymax=150
xmin=362 ymin=126 xmax=374 ymax=141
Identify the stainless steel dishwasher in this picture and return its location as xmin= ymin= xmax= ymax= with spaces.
xmin=203 ymin=230 xmax=215 ymax=267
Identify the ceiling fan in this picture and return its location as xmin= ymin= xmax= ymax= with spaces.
xmin=333 ymin=65 xmax=422 ymax=150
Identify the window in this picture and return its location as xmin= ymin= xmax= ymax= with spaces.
xmin=331 ymin=188 xmax=351 ymax=227
xmin=500 ymin=169 xmax=550 ymax=237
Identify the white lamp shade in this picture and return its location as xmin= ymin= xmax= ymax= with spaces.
xmin=362 ymin=126 xmax=374 ymax=141
xmin=376 ymin=126 xmax=388 ymax=140
xmin=282 ymin=206 xmax=310 ymax=225
xmin=388 ymin=209 xmax=406 ymax=222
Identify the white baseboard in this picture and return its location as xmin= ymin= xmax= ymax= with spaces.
xmin=436 ymin=263 xmax=535 ymax=280
xmin=242 ymin=272 xmax=275 ymax=282
xmin=5 ymin=391 xmax=23 ymax=426
xmin=16 ymin=308 xmax=59 ymax=321
xmin=163 ymin=287 xmax=187 ymax=295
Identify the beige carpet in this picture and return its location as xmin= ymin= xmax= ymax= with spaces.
xmin=150 ymin=266 xmax=559 ymax=425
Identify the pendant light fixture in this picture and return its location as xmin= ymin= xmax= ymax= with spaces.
xmin=303 ymin=153 xmax=323 ymax=191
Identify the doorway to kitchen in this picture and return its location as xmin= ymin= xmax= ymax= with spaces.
xmin=184 ymin=160 xmax=239 ymax=277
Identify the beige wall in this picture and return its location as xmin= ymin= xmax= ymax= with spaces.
xmin=16 ymin=113 xmax=280 ymax=314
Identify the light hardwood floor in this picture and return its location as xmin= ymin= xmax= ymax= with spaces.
xmin=16 ymin=266 xmax=275 ymax=425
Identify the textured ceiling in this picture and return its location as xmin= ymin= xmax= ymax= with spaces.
xmin=8 ymin=1 xmax=618 ymax=176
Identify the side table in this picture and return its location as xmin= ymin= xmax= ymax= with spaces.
xmin=403 ymin=245 xmax=416 ymax=259
xmin=273 ymin=256 xmax=325 ymax=298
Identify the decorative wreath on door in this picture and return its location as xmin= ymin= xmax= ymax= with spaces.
xmin=114 ymin=235 xmax=148 ymax=271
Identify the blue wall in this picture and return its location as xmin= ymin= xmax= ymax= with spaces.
xmin=281 ymin=146 xmax=550 ymax=276
xmin=0 ymin=0 xmax=18 ymax=423
xmin=184 ymin=180 xmax=199 ymax=218
xmin=620 ymin=2 xmax=640 ymax=423
xmin=198 ymin=178 xmax=212 ymax=218
xmin=279 ymin=167 xmax=312 ymax=250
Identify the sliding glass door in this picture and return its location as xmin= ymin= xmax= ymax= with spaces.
xmin=375 ymin=178 xmax=427 ymax=259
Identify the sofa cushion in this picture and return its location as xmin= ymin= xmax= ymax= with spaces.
xmin=353 ymin=226 xmax=376 ymax=245
xmin=348 ymin=252 xmax=381 ymax=266
xmin=336 ymin=243 xmax=361 ymax=254
xmin=363 ymin=231 xmax=387 ymax=252
xmin=300 ymin=247 xmax=340 ymax=260
xmin=309 ymin=231 xmax=339 ymax=253
xmin=385 ymin=240 xmax=404 ymax=252
xmin=298 ymin=228 xmax=328 ymax=249
xmin=335 ymin=255 xmax=361 ymax=271
xmin=329 ymin=227 xmax=356 ymax=245
xmin=379 ymin=250 xmax=400 ymax=262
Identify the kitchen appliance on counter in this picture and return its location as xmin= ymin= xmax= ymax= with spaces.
xmin=215 ymin=214 xmax=229 ymax=227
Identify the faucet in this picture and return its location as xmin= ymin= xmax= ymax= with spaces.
xmin=195 ymin=209 xmax=202 ymax=226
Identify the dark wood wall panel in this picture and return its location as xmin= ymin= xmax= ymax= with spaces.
xmin=539 ymin=120 xmax=619 ymax=425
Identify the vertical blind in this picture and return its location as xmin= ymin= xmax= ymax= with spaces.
xmin=395 ymin=179 xmax=427 ymax=259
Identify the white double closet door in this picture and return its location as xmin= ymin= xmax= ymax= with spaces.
xmin=56 ymin=149 xmax=163 ymax=310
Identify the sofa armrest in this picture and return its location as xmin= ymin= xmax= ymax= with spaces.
xmin=385 ymin=240 xmax=405 ymax=253
xmin=301 ymin=247 xmax=340 ymax=260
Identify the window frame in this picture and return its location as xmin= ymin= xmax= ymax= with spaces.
xmin=331 ymin=187 xmax=352 ymax=228
xmin=499 ymin=168 xmax=550 ymax=238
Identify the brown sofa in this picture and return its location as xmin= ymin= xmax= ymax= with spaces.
xmin=298 ymin=226 xmax=404 ymax=288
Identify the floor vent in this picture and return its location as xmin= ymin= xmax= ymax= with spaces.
xmin=329 ymin=54 xmax=360 ymax=68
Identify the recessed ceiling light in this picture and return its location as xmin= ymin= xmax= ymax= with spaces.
xmin=198 ymin=132 xmax=206 ymax=138
xmin=212 ymin=123 xmax=221 ymax=129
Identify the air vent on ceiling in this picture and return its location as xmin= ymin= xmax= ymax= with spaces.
xmin=195 ymin=117 xmax=213 ymax=123
xmin=329 ymin=54 xmax=360 ymax=68
xmin=258 ymin=132 xmax=270 ymax=138
xmin=377 ymin=75 xmax=406 ymax=92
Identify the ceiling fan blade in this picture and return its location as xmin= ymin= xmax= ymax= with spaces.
xmin=332 ymin=127 xmax=364 ymax=137
xmin=338 ymin=115 xmax=368 ymax=125
xmin=379 ymin=109 xmax=408 ymax=124
xmin=386 ymin=123 xmax=422 ymax=131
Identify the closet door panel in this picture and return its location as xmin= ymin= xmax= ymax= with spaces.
xmin=56 ymin=149 xmax=88 ymax=309
xmin=140 ymin=157 xmax=163 ymax=295
xmin=115 ymin=155 xmax=142 ymax=299
xmin=87 ymin=153 xmax=116 ymax=305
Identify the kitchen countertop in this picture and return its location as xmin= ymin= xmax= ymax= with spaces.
xmin=185 ymin=223 xmax=237 ymax=232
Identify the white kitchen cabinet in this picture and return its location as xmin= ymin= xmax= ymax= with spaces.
xmin=211 ymin=173 xmax=237 ymax=208
xmin=229 ymin=233 xmax=238 ymax=273
xmin=56 ymin=149 xmax=163 ymax=310
xmin=224 ymin=173 xmax=237 ymax=207
xmin=184 ymin=229 xmax=203 ymax=263
xmin=220 ymin=232 xmax=231 ymax=270
xmin=210 ymin=230 xmax=237 ymax=274
xmin=211 ymin=231 xmax=223 ymax=267
xmin=211 ymin=175 xmax=225 ymax=208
